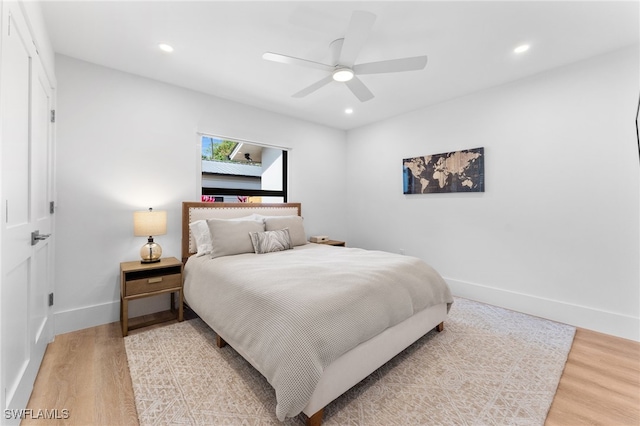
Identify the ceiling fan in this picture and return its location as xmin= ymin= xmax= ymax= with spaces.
xmin=263 ymin=10 xmax=428 ymax=102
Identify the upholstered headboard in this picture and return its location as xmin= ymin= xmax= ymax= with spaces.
xmin=181 ymin=202 xmax=302 ymax=263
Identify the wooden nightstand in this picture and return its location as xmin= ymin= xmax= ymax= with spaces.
xmin=313 ymin=240 xmax=346 ymax=247
xmin=120 ymin=257 xmax=183 ymax=337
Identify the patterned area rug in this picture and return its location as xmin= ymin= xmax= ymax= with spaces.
xmin=124 ymin=297 xmax=575 ymax=425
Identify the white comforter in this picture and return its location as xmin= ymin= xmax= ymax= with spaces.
xmin=184 ymin=244 xmax=453 ymax=420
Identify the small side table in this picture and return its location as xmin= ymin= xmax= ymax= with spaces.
xmin=120 ymin=257 xmax=183 ymax=337
xmin=313 ymin=240 xmax=346 ymax=247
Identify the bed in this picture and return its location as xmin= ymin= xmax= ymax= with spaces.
xmin=181 ymin=202 xmax=453 ymax=425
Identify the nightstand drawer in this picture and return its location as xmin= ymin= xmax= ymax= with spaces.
xmin=125 ymin=273 xmax=182 ymax=296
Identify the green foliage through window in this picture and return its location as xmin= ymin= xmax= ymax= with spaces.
xmin=201 ymin=137 xmax=238 ymax=162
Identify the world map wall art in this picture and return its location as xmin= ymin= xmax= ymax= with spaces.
xmin=403 ymin=147 xmax=485 ymax=194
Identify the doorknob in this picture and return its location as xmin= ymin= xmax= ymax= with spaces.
xmin=31 ymin=230 xmax=51 ymax=246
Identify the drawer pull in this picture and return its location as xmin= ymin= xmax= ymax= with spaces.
xmin=148 ymin=277 xmax=163 ymax=284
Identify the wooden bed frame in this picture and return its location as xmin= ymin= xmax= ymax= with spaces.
xmin=181 ymin=202 xmax=447 ymax=426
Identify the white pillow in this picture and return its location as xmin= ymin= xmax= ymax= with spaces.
xmin=189 ymin=220 xmax=213 ymax=257
xmin=249 ymin=228 xmax=292 ymax=254
xmin=189 ymin=215 xmax=264 ymax=256
xmin=264 ymin=216 xmax=307 ymax=246
xmin=207 ymin=218 xmax=265 ymax=258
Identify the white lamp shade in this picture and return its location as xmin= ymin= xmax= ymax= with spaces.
xmin=133 ymin=210 xmax=167 ymax=236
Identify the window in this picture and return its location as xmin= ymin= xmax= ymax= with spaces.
xmin=200 ymin=135 xmax=287 ymax=203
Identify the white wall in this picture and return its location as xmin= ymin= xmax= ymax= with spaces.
xmin=261 ymin=147 xmax=284 ymax=203
xmin=346 ymin=46 xmax=640 ymax=341
xmin=54 ymin=46 xmax=639 ymax=340
xmin=54 ymin=55 xmax=347 ymax=334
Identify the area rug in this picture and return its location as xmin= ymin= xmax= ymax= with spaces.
xmin=124 ymin=297 xmax=575 ymax=425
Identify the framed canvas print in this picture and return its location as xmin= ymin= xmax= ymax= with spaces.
xmin=403 ymin=147 xmax=484 ymax=194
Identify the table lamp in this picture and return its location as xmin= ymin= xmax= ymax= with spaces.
xmin=133 ymin=208 xmax=167 ymax=263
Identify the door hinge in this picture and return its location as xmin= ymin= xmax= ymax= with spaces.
xmin=48 ymin=293 xmax=54 ymax=307
xmin=50 ymin=201 xmax=55 ymax=214
xmin=50 ymin=109 xmax=56 ymax=123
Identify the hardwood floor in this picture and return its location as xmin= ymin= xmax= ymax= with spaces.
xmin=545 ymin=329 xmax=640 ymax=426
xmin=23 ymin=319 xmax=639 ymax=425
xmin=22 ymin=322 xmax=138 ymax=426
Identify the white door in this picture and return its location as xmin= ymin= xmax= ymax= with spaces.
xmin=1 ymin=3 xmax=54 ymax=420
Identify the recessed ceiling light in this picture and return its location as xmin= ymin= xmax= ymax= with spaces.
xmin=345 ymin=108 xmax=353 ymax=114
xmin=514 ymin=44 xmax=530 ymax=54
xmin=158 ymin=43 xmax=174 ymax=53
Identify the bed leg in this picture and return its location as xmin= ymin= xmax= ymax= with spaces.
xmin=306 ymin=409 xmax=323 ymax=426
xmin=436 ymin=322 xmax=444 ymax=332
xmin=216 ymin=334 xmax=227 ymax=348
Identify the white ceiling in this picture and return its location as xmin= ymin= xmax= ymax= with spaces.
xmin=40 ymin=1 xmax=639 ymax=130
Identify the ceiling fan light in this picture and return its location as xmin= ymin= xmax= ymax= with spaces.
xmin=333 ymin=68 xmax=354 ymax=82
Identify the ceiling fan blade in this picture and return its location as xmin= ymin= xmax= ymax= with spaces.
xmin=354 ymin=56 xmax=428 ymax=75
xmin=345 ymin=76 xmax=374 ymax=102
xmin=292 ymin=75 xmax=334 ymax=98
xmin=339 ymin=11 xmax=376 ymax=67
xmin=263 ymin=52 xmax=334 ymax=72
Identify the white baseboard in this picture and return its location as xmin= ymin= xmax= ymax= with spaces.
xmin=54 ymin=293 xmax=171 ymax=336
xmin=54 ymin=301 xmax=120 ymax=335
xmin=446 ymin=277 xmax=640 ymax=342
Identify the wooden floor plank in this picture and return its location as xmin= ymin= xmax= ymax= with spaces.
xmin=94 ymin=323 xmax=138 ymax=425
xmin=24 ymin=321 xmax=640 ymax=425
xmin=545 ymin=328 xmax=640 ymax=426
xmin=23 ymin=328 xmax=97 ymax=425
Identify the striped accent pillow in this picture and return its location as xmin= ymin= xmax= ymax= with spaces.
xmin=249 ymin=228 xmax=293 ymax=254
